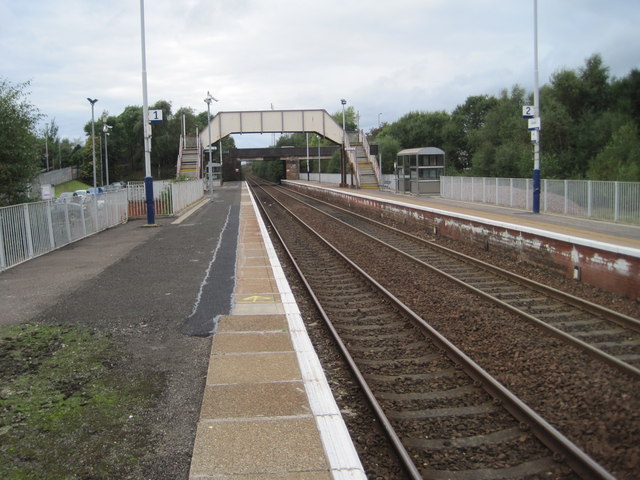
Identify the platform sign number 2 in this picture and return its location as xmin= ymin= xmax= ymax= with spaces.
xmin=522 ymin=105 xmax=535 ymax=118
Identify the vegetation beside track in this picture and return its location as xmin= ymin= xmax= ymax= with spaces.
xmin=53 ymin=180 xmax=91 ymax=197
xmin=0 ymin=323 xmax=162 ymax=479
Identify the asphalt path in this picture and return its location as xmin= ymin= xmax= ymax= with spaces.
xmin=1 ymin=183 xmax=241 ymax=329
xmin=0 ymin=182 xmax=243 ymax=478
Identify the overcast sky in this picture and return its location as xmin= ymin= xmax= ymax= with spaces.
xmin=1 ymin=0 xmax=638 ymax=148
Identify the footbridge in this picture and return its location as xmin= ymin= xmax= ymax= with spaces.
xmin=198 ymin=109 xmax=381 ymax=189
xmin=199 ymin=109 xmax=343 ymax=146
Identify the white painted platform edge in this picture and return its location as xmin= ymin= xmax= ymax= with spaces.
xmin=286 ymin=181 xmax=640 ymax=258
xmin=245 ymin=184 xmax=366 ymax=478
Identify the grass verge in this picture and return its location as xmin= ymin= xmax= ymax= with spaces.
xmin=54 ymin=181 xmax=91 ymax=197
xmin=0 ymin=323 xmax=162 ymax=479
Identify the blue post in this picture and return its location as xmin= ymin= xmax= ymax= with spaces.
xmin=533 ymin=168 xmax=541 ymax=214
xmin=145 ymin=176 xmax=155 ymax=224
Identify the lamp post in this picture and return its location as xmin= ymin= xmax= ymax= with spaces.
xmin=44 ymin=123 xmax=49 ymax=172
xmin=306 ymin=132 xmax=310 ymax=181
xmin=87 ymin=98 xmax=98 ymax=189
xmin=378 ymin=112 xmax=383 ymax=180
xmin=340 ymin=98 xmax=347 ymax=187
xmin=317 ymin=134 xmax=321 ymax=184
xmin=204 ymin=91 xmax=218 ymax=201
xmin=532 ymin=0 xmax=541 ymax=214
xmin=139 ymin=0 xmax=155 ymax=225
xmin=103 ymin=123 xmax=112 ymax=186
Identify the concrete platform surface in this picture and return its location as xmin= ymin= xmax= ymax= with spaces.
xmin=287 ymin=180 xmax=640 ymax=251
xmin=188 ymin=183 xmax=366 ymax=479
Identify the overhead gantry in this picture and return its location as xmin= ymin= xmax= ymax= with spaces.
xmin=199 ymin=109 xmax=345 ymax=147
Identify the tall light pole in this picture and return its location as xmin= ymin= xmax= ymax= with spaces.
xmin=378 ymin=112 xmax=383 ymax=180
xmin=204 ymin=91 xmax=218 ymax=201
xmin=103 ymin=123 xmax=112 ymax=186
xmin=87 ymin=98 xmax=98 ymax=189
xmin=317 ymin=134 xmax=321 ymax=184
xmin=44 ymin=123 xmax=50 ymax=172
xmin=139 ymin=0 xmax=155 ymax=224
xmin=532 ymin=0 xmax=541 ymax=213
xmin=306 ymin=132 xmax=310 ymax=181
xmin=340 ymin=98 xmax=347 ymax=187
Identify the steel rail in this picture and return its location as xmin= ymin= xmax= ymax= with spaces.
xmin=276 ymin=185 xmax=640 ymax=380
xmin=249 ymin=181 xmax=616 ymax=480
xmin=283 ymin=185 xmax=640 ymax=332
xmin=249 ymin=183 xmax=423 ymax=480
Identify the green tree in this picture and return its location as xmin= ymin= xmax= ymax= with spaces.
xmin=0 ymin=79 xmax=42 ymax=206
xmin=38 ymin=119 xmax=60 ymax=170
xmin=59 ymin=137 xmax=82 ymax=169
xmin=110 ymin=105 xmax=143 ymax=176
xmin=377 ymin=135 xmax=401 ymax=174
xmin=611 ymin=69 xmax=640 ymax=127
xmin=587 ymin=122 xmax=640 ymax=181
xmin=445 ymin=95 xmax=498 ymax=171
xmin=469 ymin=86 xmax=529 ymax=177
xmin=579 ymin=54 xmax=611 ymax=114
xmin=275 ymin=132 xmax=308 ymax=148
xmin=361 ymin=55 xmax=639 ymax=182
xmin=384 ymin=110 xmax=450 ymax=149
xmin=544 ymin=55 xmax=619 ymax=178
xmin=148 ymin=100 xmax=177 ymax=178
xmin=252 ymin=158 xmax=284 ymax=183
xmin=333 ymin=106 xmax=358 ymax=132
xmin=274 ymin=107 xmax=358 ymax=149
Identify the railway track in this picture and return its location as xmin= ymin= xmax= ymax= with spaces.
xmin=249 ymin=180 xmax=616 ymax=480
xmin=271 ymin=184 xmax=640 ymax=380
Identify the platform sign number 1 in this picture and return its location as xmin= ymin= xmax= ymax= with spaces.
xmin=522 ymin=105 xmax=535 ymax=118
xmin=149 ymin=109 xmax=163 ymax=124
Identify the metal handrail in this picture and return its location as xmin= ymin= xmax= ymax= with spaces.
xmin=343 ymin=134 xmax=360 ymax=188
xmin=359 ymin=130 xmax=381 ymax=186
xmin=177 ymin=134 xmax=185 ymax=177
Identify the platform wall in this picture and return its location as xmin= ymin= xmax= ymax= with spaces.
xmin=284 ymin=182 xmax=640 ymax=301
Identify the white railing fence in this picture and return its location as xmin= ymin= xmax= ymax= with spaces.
xmin=441 ymin=176 xmax=640 ymax=225
xmin=1 ymin=180 xmax=205 ymax=272
xmin=127 ymin=180 xmax=173 ymax=217
xmin=126 ymin=179 xmax=204 ymax=217
xmin=0 ymin=190 xmax=128 ymax=271
xmin=171 ymin=179 xmax=205 ymax=213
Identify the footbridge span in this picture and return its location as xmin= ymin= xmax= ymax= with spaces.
xmin=198 ymin=109 xmax=381 ymax=189
xmin=199 ymin=109 xmax=344 ymax=146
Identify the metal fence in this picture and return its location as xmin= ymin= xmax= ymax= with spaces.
xmin=0 ymin=179 xmax=204 ymax=272
xmin=126 ymin=179 xmax=204 ymax=217
xmin=441 ymin=176 xmax=640 ymax=225
xmin=170 ymin=178 xmax=204 ymax=213
xmin=0 ymin=190 xmax=128 ymax=271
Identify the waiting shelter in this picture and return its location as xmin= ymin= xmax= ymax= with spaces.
xmin=205 ymin=162 xmax=222 ymax=188
xmin=396 ymin=147 xmax=445 ymax=194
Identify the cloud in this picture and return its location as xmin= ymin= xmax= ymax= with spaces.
xmin=1 ymin=0 xmax=638 ymax=145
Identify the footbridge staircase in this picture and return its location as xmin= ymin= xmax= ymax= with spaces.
xmin=176 ymin=134 xmax=202 ymax=179
xmin=345 ymin=131 xmax=381 ymax=189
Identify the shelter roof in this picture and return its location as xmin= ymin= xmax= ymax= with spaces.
xmin=397 ymin=147 xmax=445 ymax=156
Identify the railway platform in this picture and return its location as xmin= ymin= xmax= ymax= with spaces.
xmin=284 ymin=180 xmax=640 ymax=299
xmin=188 ymin=183 xmax=365 ymax=479
xmin=0 ymin=181 xmax=365 ymax=479
xmin=4 ymin=178 xmax=637 ymax=477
